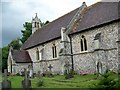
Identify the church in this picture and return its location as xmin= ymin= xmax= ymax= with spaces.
xmin=7 ymin=2 xmax=120 ymax=75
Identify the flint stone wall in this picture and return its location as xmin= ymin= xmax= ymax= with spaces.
xmin=27 ymin=39 xmax=62 ymax=74
xmin=27 ymin=21 xmax=119 ymax=74
xmin=71 ymin=21 xmax=119 ymax=74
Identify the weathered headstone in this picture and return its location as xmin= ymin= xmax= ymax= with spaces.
xmin=64 ymin=62 xmax=70 ymax=74
xmin=97 ymin=61 xmax=103 ymax=76
xmin=22 ymin=69 xmax=31 ymax=90
xmin=48 ymin=64 xmax=53 ymax=77
xmin=28 ymin=65 xmax=33 ymax=78
xmin=38 ymin=71 xmax=42 ymax=78
xmin=2 ymin=69 xmax=11 ymax=89
xmin=64 ymin=62 xmax=73 ymax=79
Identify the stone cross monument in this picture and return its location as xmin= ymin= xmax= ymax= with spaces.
xmin=22 ymin=69 xmax=31 ymax=90
xmin=2 ymin=69 xmax=11 ymax=89
xmin=48 ymin=64 xmax=53 ymax=77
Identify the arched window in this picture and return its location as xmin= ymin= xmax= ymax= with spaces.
xmin=36 ymin=48 xmax=39 ymax=60
xmin=52 ymin=44 xmax=57 ymax=58
xmin=37 ymin=22 xmax=39 ymax=28
xmin=35 ymin=22 xmax=36 ymax=27
xmin=80 ymin=35 xmax=87 ymax=51
xmin=81 ymin=39 xmax=83 ymax=51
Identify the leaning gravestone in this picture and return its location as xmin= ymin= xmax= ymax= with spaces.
xmin=2 ymin=69 xmax=11 ymax=89
xmin=22 ymin=69 xmax=32 ymax=90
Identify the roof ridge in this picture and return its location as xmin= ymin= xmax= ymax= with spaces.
xmin=21 ymin=2 xmax=119 ymax=50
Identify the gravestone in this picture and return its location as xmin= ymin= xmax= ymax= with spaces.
xmin=64 ymin=62 xmax=70 ymax=75
xmin=64 ymin=62 xmax=73 ymax=79
xmin=28 ymin=65 xmax=33 ymax=78
xmin=22 ymin=69 xmax=31 ymax=90
xmin=97 ymin=61 xmax=103 ymax=76
xmin=48 ymin=64 xmax=53 ymax=77
xmin=2 ymin=69 xmax=11 ymax=89
xmin=38 ymin=71 xmax=42 ymax=78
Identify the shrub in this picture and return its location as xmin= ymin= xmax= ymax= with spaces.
xmin=95 ymin=71 xmax=117 ymax=89
xmin=36 ymin=79 xmax=44 ymax=87
xmin=21 ymin=71 xmax=25 ymax=76
xmin=71 ymin=70 xmax=78 ymax=75
xmin=64 ymin=70 xmax=67 ymax=76
xmin=113 ymin=74 xmax=120 ymax=88
xmin=65 ymin=70 xmax=74 ymax=79
xmin=16 ymin=73 xmax=20 ymax=76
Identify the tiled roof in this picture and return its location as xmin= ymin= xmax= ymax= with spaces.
xmin=76 ymin=2 xmax=119 ymax=32
xmin=11 ymin=50 xmax=32 ymax=63
xmin=21 ymin=2 xmax=120 ymax=50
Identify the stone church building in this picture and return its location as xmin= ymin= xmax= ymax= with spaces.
xmin=8 ymin=2 xmax=120 ymax=75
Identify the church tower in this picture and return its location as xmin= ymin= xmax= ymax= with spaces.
xmin=32 ymin=13 xmax=41 ymax=34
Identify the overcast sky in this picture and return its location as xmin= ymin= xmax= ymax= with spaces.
xmin=1 ymin=0 xmax=100 ymax=47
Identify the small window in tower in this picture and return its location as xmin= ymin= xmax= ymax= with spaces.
xmin=52 ymin=44 xmax=57 ymax=58
xmin=37 ymin=22 xmax=39 ymax=28
xmin=80 ymin=35 xmax=87 ymax=51
xmin=35 ymin=22 xmax=36 ymax=27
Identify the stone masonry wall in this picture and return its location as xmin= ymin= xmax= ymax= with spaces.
xmin=27 ymin=39 xmax=61 ymax=74
xmin=71 ymin=21 xmax=119 ymax=74
xmin=12 ymin=63 xmax=31 ymax=75
xmin=27 ymin=21 xmax=119 ymax=75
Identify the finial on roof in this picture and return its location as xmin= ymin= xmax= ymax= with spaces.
xmin=35 ymin=13 xmax=38 ymax=18
xmin=82 ymin=2 xmax=87 ymax=7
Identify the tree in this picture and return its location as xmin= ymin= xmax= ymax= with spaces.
xmin=2 ymin=38 xmax=21 ymax=72
xmin=20 ymin=21 xmax=50 ymax=44
xmin=41 ymin=20 xmax=50 ymax=27
xmin=2 ymin=46 xmax=9 ymax=72
xmin=8 ymin=38 xmax=21 ymax=50
xmin=0 ymin=48 xmax=2 ymax=71
xmin=20 ymin=22 xmax=32 ymax=44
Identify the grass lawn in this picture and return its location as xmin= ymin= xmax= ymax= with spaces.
xmin=3 ymin=73 xmax=119 ymax=88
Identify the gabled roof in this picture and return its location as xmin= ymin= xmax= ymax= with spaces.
xmin=11 ymin=50 xmax=32 ymax=63
xmin=76 ymin=2 xmax=119 ymax=32
xmin=21 ymin=2 xmax=120 ymax=50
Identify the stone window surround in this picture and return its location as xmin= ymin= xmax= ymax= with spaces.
xmin=52 ymin=44 xmax=57 ymax=59
xmin=34 ymin=22 xmax=36 ymax=28
xmin=80 ymin=35 xmax=88 ymax=52
xmin=36 ymin=48 xmax=39 ymax=60
xmin=37 ymin=22 xmax=39 ymax=28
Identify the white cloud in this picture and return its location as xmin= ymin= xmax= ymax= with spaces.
xmin=2 ymin=0 xmax=97 ymax=21
xmin=0 ymin=3 xmax=2 ymax=47
xmin=2 ymin=0 xmax=98 ymax=47
xmin=101 ymin=0 xmax=120 ymax=2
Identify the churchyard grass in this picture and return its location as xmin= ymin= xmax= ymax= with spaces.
xmin=5 ymin=73 xmax=118 ymax=88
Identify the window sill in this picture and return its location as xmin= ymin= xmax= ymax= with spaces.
xmin=80 ymin=51 xmax=88 ymax=54
xmin=52 ymin=57 xmax=58 ymax=60
xmin=34 ymin=60 xmax=42 ymax=62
